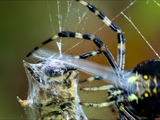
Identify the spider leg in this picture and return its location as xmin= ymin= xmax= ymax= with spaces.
xmin=69 ymin=50 xmax=105 ymax=84
xmin=70 ymin=49 xmax=102 ymax=59
xmin=79 ymin=84 xmax=115 ymax=107
xmin=77 ymin=0 xmax=125 ymax=75
xmin=68 ymin=50 xmax=106 ymax=84
xmin=118 ymin=104 xmax=141 ymax=120
xmin=80 ymin=101 xmax=115 ymax=108
xmin=27 ymin=31 xmax=120 ymax=76
xmin=80 ymin=85 xmax=113 ymax=91
xmin=27 ymin=49 xmax=102 ymax=85
xmin=27 ymin=0 xmax=125 ymax=76
xmin=80 ymin=85 xmax=120 ymax=119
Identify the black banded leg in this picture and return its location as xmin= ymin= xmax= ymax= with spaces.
xmin=58 ymin=31 xmax=120 ymax=75
xmin=36 ymin=50 xmax=102 ymax=64
xmin=79 ymin=84 xmax=115 ymax=108
xmin=76 ymin=0 xmax=125 ymax=74
xmin=70 ymin=49 xmax=101 ymax=59
xmin=27 ymin=31 xmax=120 ymax=76
xmin=69 ymin=50 xmax=104 ymax=84
xmin=59 ymin=31 xmax=119 ymax=74
xmin=70 ymin=50 xmax=103 ymax=84
xmin=27 ymin=32 xmax=102 ymax=58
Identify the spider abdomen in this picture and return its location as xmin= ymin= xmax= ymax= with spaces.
xmin=127 ymin=60 xmax=160 ymax=118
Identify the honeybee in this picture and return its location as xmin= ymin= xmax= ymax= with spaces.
xmin=17 ymin=52 xmax=87 ymax=120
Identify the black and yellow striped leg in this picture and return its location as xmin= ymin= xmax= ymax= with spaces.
xmin=27 ymin=0 xmax=125 ymax=76
xmin=27 ymin=31 xmax=120 ymax=76
xmin=70 ymin=50 xmax=103 ymax=83
xmin=79 ymin=85 xmax=115 ymax=107
xmin=27 ymin=31 xmax=114 ymax=72
xmin=27 ymin=31 xmax=121 ymax=76
xmin=70 ymin=49 xmax=101 ymax=59
xmin=76 ymin=0 xmax=125 ymax=75
xmin=71 ymin=49 xmax=104 ymax=84
xmin=26 ymin=32 xmax=103 ymax=59
xmin=27 ymin=38 xmax=103 ymax=83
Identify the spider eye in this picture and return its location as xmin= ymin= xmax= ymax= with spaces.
xmin=143 ymin=75 xmax=149 ymax=80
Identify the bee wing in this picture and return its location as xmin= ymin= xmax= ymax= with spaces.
xmin=60 ymin=55 xmax=120 ymax=85
xmin=30 ymin=49 xmax=130 ymax=86
xmin=65 ymin=58 xmax=133 ymax=90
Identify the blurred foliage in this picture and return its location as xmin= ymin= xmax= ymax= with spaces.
xmin=0 ymin=0 xmax=160 ymax=119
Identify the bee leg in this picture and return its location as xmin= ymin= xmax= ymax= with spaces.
xmin=17 ymin=96 xmax=31 ymax=107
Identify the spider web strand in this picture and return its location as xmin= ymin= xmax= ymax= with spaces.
xmin=121 ymin=12 xmax=160 ymax=59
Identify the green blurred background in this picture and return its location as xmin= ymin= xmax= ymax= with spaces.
xmin=1 ymin=0 xmax=160 ymax=119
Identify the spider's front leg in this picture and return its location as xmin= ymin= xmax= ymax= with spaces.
xmin=76 ymin=0 xmax=126 ymax=75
